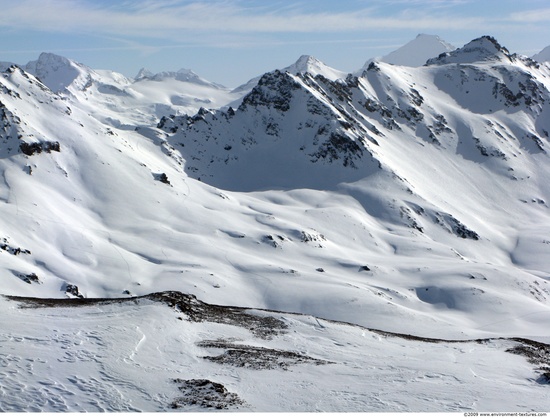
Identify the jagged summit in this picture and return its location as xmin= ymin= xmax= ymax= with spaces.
xmin=426 ymin=35 xmax=512 ymax=65
xmin=0 ymin=60 xmax=17 ymax=73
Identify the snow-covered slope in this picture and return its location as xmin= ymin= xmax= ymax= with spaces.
xmin=1 ymin=292 xmax=548 ymax=412
xmin=359 ymin=34 xmax=456 ymax=71
xmin=2 ymin=36 xmax=550 ymax=411
xmin=154 ymin=35 xmax=550 ymax=338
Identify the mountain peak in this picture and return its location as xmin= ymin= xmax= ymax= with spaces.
xmin=25 ymin=52 xmax=89 ymax=92
xmin=427 ymin=35 xmax=512 ymax=65
xmin=533 ymin=45 xmax=550 ymax=63
xmin=135 ymin=68 xmax=154 ymax=80
xmin=232 ymin=54 xmax=346 ymax=94
xmin=285 ymin=55 xmax=324 ymax=75
xmin=292 ymin=55 xmax=322 ymax=71
xmin=360 ymin=34 xmax=455 ymax=69
xmin=29 ymin=52 xmax=73 ymax=70
xmin=284 ymin=54 xmax=346 ymax=81
xmin=25 ymin=52 xmax=72 ymax=75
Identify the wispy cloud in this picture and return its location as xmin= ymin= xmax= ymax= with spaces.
xmin=0 ymin=0 xmax=502 ymax=38
xmin=361 ymin=0 xmax=472 ymax=7
xmin=507 ymin=7 xmax=550 ymax=23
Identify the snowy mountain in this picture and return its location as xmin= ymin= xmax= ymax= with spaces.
xmin=135 ymin=67 xmax=225 ymax=88
xmin=22 ymin=52 xmax=243 ymax=127
xmin=533 ymin=45 xmax=550 ymax=63
xmin=426 ymin=35 xmax=516 ymax=65
xmin=25 ymin=52 xmax=99 ymax=93
xmin=2 ymin=36 xmax=550 ymax=411
xmin=359 ymin=33 xmax=456 ymax=70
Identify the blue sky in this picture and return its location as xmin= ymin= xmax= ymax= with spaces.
xmin=0 ymin=0 xmax=548 ymax=87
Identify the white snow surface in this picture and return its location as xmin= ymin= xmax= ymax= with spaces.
xmin=1 ymin=35 xmax=550 ymax=412
xmin=0 ymin=293 xmax=548 ymax=412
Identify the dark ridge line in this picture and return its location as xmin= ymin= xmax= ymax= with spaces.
xmin=3 ymin=291 xmax=549 ymax=349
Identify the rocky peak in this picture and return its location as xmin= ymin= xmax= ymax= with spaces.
xmin=238 ymin=70 xmax=301 ymax=112
xmin=427 ymin=36 xmax=512 ymax=65
xmin=135 ymin=68 xmax=154 ymax=80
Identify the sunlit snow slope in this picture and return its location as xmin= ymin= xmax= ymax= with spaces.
xmin=152 ymin=36 xmax=550 ymax=339
xmin=1 ymin=293 xmax=548 ymax=412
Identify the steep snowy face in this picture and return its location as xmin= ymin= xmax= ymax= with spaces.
xmin=159 ymin=70 xmax=381 ymax=191
xmin=368 ymin=34 xmax=456 ymax=68
xmin=0 ymin=65 xmax=71 ymax=159
xmin=162 ymin=42 xmax=550 ymax=193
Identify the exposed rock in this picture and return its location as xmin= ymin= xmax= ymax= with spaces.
xmin=170 ymin=379 xmax=245 ymax=410
xmin=19 ymin=140 xmax=60 ymax=156
xmin=198 ymin=339 xmax=333 ymax=370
